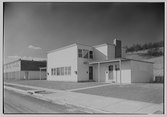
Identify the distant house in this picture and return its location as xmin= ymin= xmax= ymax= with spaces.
xmin=4 ymin=59 xmax=47 ymax=80
xmin=47 ymin=39 xmax=153 ymax=83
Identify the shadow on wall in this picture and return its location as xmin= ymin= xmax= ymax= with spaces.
xmin=93 ymin=49 xmax=107 ymax=60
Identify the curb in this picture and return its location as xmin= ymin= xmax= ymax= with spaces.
xmin=4 ymin=85 xmax=108 ymax=113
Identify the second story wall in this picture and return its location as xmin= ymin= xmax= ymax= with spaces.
xmin=77 ymin=44 xmax=93 ymax=81
xmin=47 ymin=45 xmax=78 ymax=81
xmin=93 ymin=44 xmax=108 ymax=61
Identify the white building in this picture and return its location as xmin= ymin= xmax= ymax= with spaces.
xmin=4 ymin=59 xmax=47 ymax=80
xmin=47 ymin=39 xmax=153 ymax=83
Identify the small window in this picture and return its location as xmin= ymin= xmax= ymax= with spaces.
xmin=89 ymin=51 xmax=93 ymax=59
xmin=78 ymin=49 xmax=82 ymax=58
xmin=68 ymin=67 xmax=71 ymax=75
xmin=115 ymin=64 xmax=120 ymax=71
xmin=61 ymin=67 xmax=64 ymax=75
xmin=83 ymin=49 xmax=88 ymax=58
xmin=65 ymin=67 xmax=68 ymax=75
xmin=109 ymin=65 xmax=113 ymax=71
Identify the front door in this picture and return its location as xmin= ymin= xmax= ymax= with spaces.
xmin=89 ymin=66 xmax=93 ymax=80
xmin=108 ymin=65 xmax=115 ymax=83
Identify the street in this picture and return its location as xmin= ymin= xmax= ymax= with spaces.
xmin=4 ymin=89 xmax=87 ymax=114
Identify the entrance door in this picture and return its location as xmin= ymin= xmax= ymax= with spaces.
xmin=108 ymin=65 xmax=115 ymax=83
xmin=89 ymin=66 xmax=93 ymax=80
xmin=24 ymin=71 xmax=29 ymax=80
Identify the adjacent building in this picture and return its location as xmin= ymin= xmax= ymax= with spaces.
xmin=4 ymin=59 xmax=47 ymax=80
xmin=47 ymin=39 xmax=153 ymax=83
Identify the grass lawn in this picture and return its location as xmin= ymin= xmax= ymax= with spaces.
xmin=74 ymin=83 xmax=163 ymax=104
xmin=4 ymin=80 xmax=106 ymax=90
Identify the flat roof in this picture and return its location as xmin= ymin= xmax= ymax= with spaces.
xmin=89 ymin=58 xmax=153 ymax=65
xmin=4 ymin=59 xmax=46 ymax=65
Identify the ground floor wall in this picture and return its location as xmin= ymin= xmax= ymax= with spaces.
xmin=47 ymin=66 xmax=78 ymax=82
xmin=92 ymin=61 xmax=131 ymax=84
xmin=131 ymin=60 xmax=153 ymax=83
xmin=4 ymin=71 xmax=46 ymax=80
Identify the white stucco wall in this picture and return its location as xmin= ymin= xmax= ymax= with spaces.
xmin=120 ymin=61 xmax=131 ymax=84
xmin=131 ymin=60 xmax=153 ymax=83
xmin=47 ymin=45 xmax=78 ymax=82
xmin=92 ymin=61 xmax=131 ymax=83
xmin=77 ymin=44 xmax=93 ymax=81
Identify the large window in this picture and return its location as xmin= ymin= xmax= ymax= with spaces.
xmin=51 ymin=66 xmax=71 ymax=76
xmin=57 ymin=68 xmax=60 ymax=75
xmin=61 ymin=67 xmax=64 ymax=75
xmin=68 ymin=66 xmax=71 ymax=75
xmin=78 ymin=49 xmax=92 ymax=59
xmin=78 ymin=49 xmax=82 ymax=58
xmin=51 ymin=68 xmax=54 ymax=75
xmin=65 ymin=67 xmax=68 ymax=75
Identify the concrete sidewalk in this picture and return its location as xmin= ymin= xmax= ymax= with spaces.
xmin=4 ymin=82 xmax=163 ymax=114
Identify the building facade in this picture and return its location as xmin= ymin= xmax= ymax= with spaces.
xmin=4 ymin=59 xmax=47 ymax=80
xmin=47 ymin=39 xmax=153 ymax=83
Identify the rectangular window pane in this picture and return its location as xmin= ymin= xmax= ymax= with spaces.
xmin=78 ymin=49 xmax=82 ymax=58
xmin=89 ymin=51 xmax=93 ymax=59
xmin=57 ymin=68 xmax=60 ymax=75
xmin=51 ymin=68 xmax=53 ymax=75
xmin=61 ymin=67 xmax=64 ymax=75
xmin=54 ymin=68 xmax=56 ymax=75
xmin=83 ymin=49 xmax=88 ymax=58
xmin=68 ymin=67 xmax=71 ymax=75
xmin=65 ymin=67 xmax=68 ymax=75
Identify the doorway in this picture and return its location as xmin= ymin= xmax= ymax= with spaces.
xmin=24 ymin=71 xmax=29 ymax=80
xmin=89 ymin=66 xmax=93 ymax=80
xmin=108 ymin=65 xmax=116 ymax=83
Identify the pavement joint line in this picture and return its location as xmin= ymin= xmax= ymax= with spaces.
xmin=4 ymin=86 xmax=107 ymax=113
xmin=134 ymin=102 xmax=163 ymax=113
xmin=66 ymin=83 xmax=114 ymax=91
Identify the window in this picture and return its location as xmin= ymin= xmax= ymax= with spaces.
xmin=54 ymin=68 xmax=57 ymax=75
xmin=65 ymin=67 xmax=68 ymax=75
xmin=89 ymin=51 xmax=93 ymax=59
xmin=109 ymin=65 xmax=113 ymax=71
xmin=61 ymin=67 xmax=64 ymax=75
xmin=78 ymin=49 xmax=82 ymax=58
xmin=57 ymin=68 xmax=60 ymax=75
xmin=115 ymin=64 xmax=120 ymax=71
xmin=51 ymin=68 xmax=54 ymax=75
xmin=83 ymin=49 xmax=88 ymax=58
xmin=68 ymin=67 xmax=71 ymax=75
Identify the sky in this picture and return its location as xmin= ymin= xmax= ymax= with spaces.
xmin=4 ymin=2 xmax=164 ymax=63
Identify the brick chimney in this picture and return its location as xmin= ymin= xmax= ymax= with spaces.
xmin=114 ymin=39 xmax=122 ymax=58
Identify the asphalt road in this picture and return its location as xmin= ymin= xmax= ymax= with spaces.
xmin=4 ymin=89 xmax=87 ymax=114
